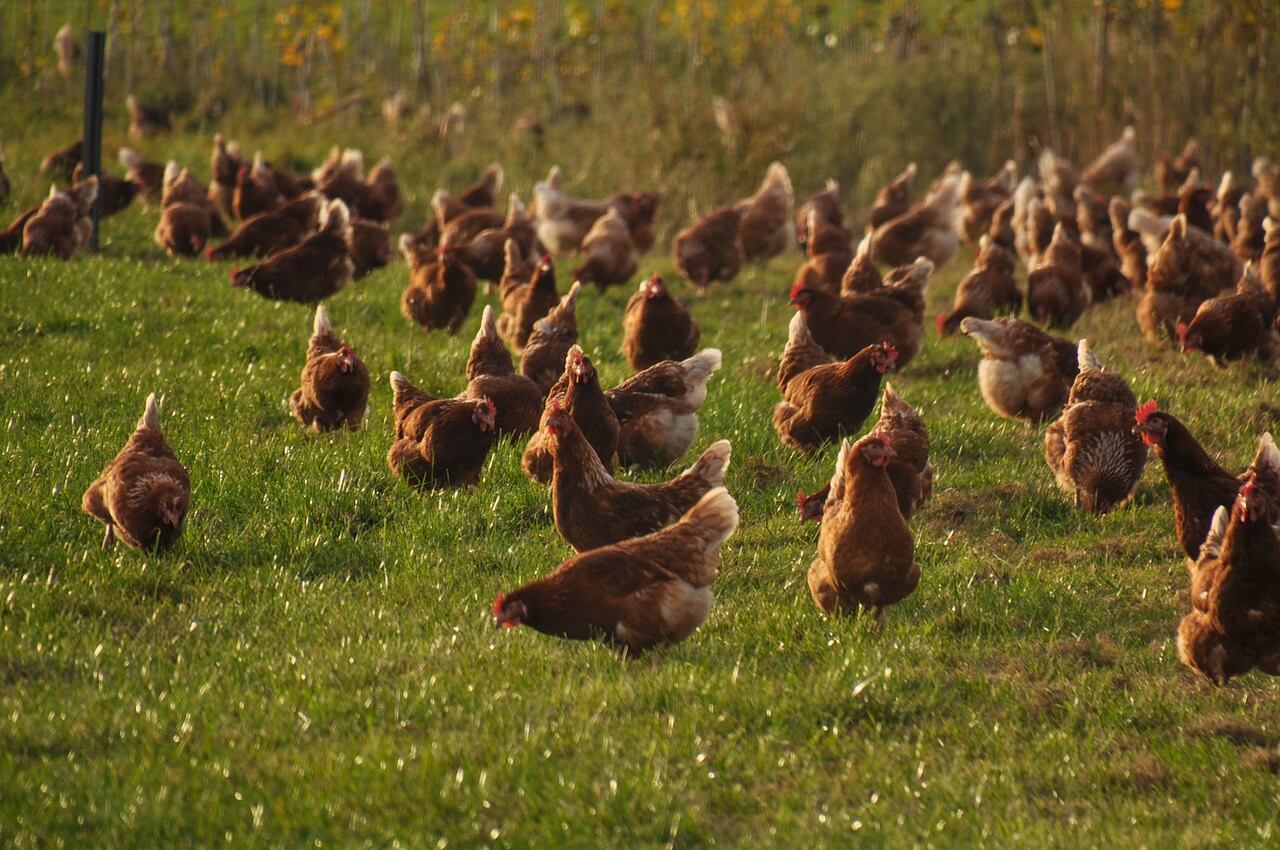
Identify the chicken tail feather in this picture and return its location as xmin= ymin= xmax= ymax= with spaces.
xmin=682 ymin=440 xmax=731 ymax=488
xmin=138 ymin=393 xmax=160 ymax=431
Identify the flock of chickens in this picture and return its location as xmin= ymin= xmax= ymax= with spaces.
xmin=3 ymin=111 xmax=1279 ymax=681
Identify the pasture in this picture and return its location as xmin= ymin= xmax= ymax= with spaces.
xmin=3 ymin=3 xmax=1280 ymax=847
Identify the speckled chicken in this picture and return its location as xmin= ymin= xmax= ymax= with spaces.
xmin=289 ymin=305 xmax=370 ymax=433
xmin=1044 ymin=341 xmax=1146 ymax=514
xmin=492 ymin=487 xmax=739 ymax=654
xmin=959 ymin=317 xmax=1079 ymax=423
xmin=807 ymin=433 xmax=920 ymax=625
xmin=546 ymin=400 xmax=731 ymax=553
xmin=460 ymin=306 xmax=543 ymax=439
xmin=622 ymin=274 xmax=700 ymax=370
xmin=82 ymin=394 xmax=190 ymax=551
xmin=387 ymin=371 xmax=497 ymax=490
xmin=606 ymin=348 xmax=722 ymax=468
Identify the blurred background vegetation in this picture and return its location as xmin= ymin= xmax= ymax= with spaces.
xmin=2 ymin=1 xmax=1277 ymax=232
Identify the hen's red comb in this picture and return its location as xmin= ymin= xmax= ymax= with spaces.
xmin=1135 ymin=399 xmax=1158 ymax=424
xmin=882 ymin=342 xmax=900 ymax=360
xmin=788 ymin=280 xmax=808 ymax=302
xmin=795 ymin=491 xmax=809 ymax=509
xmin=492 ymin=593 xmax=505 ymax=616
xmin=935 ymin=314 xmax=948 ymax=336
xmin=484 ymin=396 xmax=497 ymax=418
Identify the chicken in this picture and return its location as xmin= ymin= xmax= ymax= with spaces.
xmin=531 ymin=165 xmax=662 ymax=254
xmin=870 ymin=169 xmax=962 ymax=268
xmin=573 ymin=206 xmax=638 ymax=289
xmin=231 ymin=198 xmax=354 ymax=302
xmin=350 ymin=218 xmax=391 ymax=278
xmin=231 ymin=154 xmax=283 ymax=220
xmin=522 ymin=345 xmax=620 ymax=484
xmin=207 ymin=193 xmax=320 ymax=260
xmin=288 ymin=305 xmax=370 ymax=433
xmin=1179 ymin=443 xmax=1280 ymax=684
xmin=81 ymin=393 xmax=190 ymax=551
xmin=673 ymin=206 xmax=744 ymax=290
xmin=498 ymin=248 xmax=558 ymax=352
xmin=1256 ymin=158 xmax=1280 ymax=220
xmin=399 ymin=243 xmax=477 ymax=334
xmin=313 ymin=150 xmax=402 ymax=222
xmin=1212 ymin=172 xmax=1246 ymax=247
xmin=1108 ymin=196 xmax=1147 ymax=291
xmin=1026 ymin=222 xmax=1089 ymax=328
xmin=1232 ymin=193 xmax=1269 ymax=265
xmin=69 ymin=164 xmax=138 ymax=217
xmin=22 ymin=179 xmax=97 ymax=259
xmin=798 ymin=384 xmax=933 ymax=523
xmin=792 ymin=210 xmax=854 ymax=295
xmin=387 ymin=372 xmax=497 ymax=489
xmin=492 ymin=487 xmax=739 ymax=654
xmin=451 ymin=195 xmax=539 ymax=284
xmin=840 ymin=236 xmax=882 ymax=295
xmin=1133 ymin=401 xmax=1247 ymax=561
xmin=1038 ymin=149 xmax=1081 ymax=214
xmin=807 ymin=433 xmax=919 ymax=625
xmin=40 ymin=138 xmax=82 ymax=181
xmin=622 ymin=274 xmax=700 ymax=370
xmin=159 ymin=161 xmax=228 ymax=237
xmin=546 ymin=400 xmax=731 ymax=552
xmin=1139 ymin=214 xmax=1244 ymax=341
xmin=789 ymin=258 xmax=930 ymax=367
xmin=1044 ymin=341 xmax=1146 ymax=514
xmin=1176 ymin=169 xmax=1215 ymax=236
xmin=520 ymin=283 xmax=582 ymax=396
xmin=1073 ymin=185 xmax=1113 ymax=255
xmin=458 ymin=163 xmax=504 ymax=209
xmin=54 ymin=23 xmax=80 ymax=77
xmin=439 ymin=204 xmax=507 ymax=252
xmin=958 ymin=161 xmax=1017 ymax=243
xmin=1128 ymin=205 xmax=1175 ymax=258
xmin=987 ymin=197 xmax=1017 ymax=252
xmin=0 ymin=204 xmax=37 ymax=254
xmin=1177 ymin=263 xmax=1278 ymax=362
xmin=937 ymin=235 xmax=1021 ymax=336
xmin=773 ymin=312 xmax=896 ymax=452
xmin=868 ymin=163 xmax=917 ymax=231
xmin=1156 ymin=139 xmax=1200 ymax=194
xmin=795 ymin=179 xmax=843 ymax=249
xmin=1080 ymin=126 xmax=1139 ymax=195
xmin=736 ymin=161 xmax=794 ymax=262
xmin=606 ymin=349 xmax=723 ymax=468
xmin=126 ymin=94 xmax=171 ymax=140
xmin=207 ymin=133 xmax=245 ymax=216
xmin=1262 ymin=218 xmax=1279 ymax=303
xmin=460 ymin=306 xmax=543 ymax=438
xmin=959 ymin=316 xmax=1079 ymax=423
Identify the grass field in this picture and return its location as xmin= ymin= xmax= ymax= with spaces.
xmin=2 ymin=118 xmax=1280 ymax=848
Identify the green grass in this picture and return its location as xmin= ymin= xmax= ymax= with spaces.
xmin=2 ymin=124 xmax=1280 ymax=849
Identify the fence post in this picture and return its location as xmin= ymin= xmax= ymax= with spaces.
xmin=82 ymin=30 xmax=106 ymax=252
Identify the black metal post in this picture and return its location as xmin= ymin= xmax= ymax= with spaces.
xmin=82 ymin=30 xmax=106 ymax=251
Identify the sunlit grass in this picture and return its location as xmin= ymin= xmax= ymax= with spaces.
xmin=1 ymin=123 xmax=1279 ymax=848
